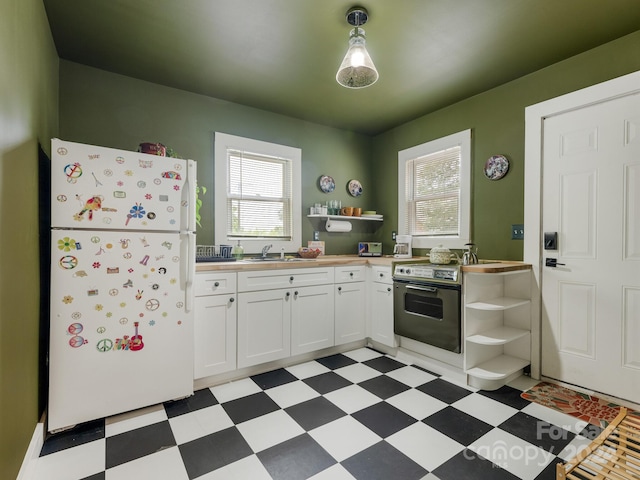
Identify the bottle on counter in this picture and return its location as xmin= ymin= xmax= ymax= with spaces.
xmin=232 ymin=240 xmax=244 ymax=260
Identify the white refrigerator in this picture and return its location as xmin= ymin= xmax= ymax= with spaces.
xmin=48 ymin=138 xmax=196 ymax=432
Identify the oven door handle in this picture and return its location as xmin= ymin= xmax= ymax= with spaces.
xmin=405 ymin=284 xmax=438 ymax=293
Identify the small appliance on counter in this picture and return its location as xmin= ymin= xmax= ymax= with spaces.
xmin=358 ymin=242 xmax=382 ymax=257
xmin=393 ymin=235 xmax=412 ymax=258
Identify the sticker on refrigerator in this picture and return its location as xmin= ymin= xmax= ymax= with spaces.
xmin=76 ymin=195 xmax=104 ymax=221
xmin=59 ymin=256 xmax=78 ymax=269
xmin=64 ymin=163 xmax=82 ymax=183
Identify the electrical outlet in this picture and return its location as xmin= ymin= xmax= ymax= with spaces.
xmin=392 ymin=231 xmax=397 ymax=241
xmin=512 ymin=224 xmax=524 ymax=240
xmin=313 ymin=230 xmax=320 ymax=241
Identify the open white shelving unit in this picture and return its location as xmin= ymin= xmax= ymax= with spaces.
xmin=463 ymin=269 xmax=532 ymax=390
xmin=306 ymin=214 xmax=383 ymax=222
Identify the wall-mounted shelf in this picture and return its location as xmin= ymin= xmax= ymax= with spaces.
xmin=307 ymin=214 xmax=383 ymax=222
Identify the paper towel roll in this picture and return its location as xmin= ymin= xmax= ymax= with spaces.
xmin=325 ymin=218 xmax=352 ymax=232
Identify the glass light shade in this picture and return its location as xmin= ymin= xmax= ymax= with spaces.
xmin=336 ymin=28 xmax=379 ymax=89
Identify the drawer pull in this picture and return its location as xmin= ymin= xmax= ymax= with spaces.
xmin=290 ymin=276 xmax=294 ymax=281
xmin=379 ymin=273 xmax=384 ymax=278
xmin=286 ymin=292 xmax=290 ymax=297
xmin=349 ymin=272 xmax=354 ymax=277
xmin=338 ymin=286 xmax=342 ymax=292
xmin=387 ymin=287 xmax=391 ymax=292
xmin=214 ymin=282 xmax=220 ymax=287
xmin=229 ymin=297 xmax=235 ymax=303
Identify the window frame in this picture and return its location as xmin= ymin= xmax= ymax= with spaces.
xmin=214 ymin=132 xmax=301 ymax=255
xmin=398 ymin=129 xmax=472 ymax=250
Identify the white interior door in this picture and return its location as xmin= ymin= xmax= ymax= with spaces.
xmin=541 ymin=92 xmax=640 ymax=403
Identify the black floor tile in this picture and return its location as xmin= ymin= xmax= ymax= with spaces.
xmin=478 ymin=385 xmax=531 ymax=410
xmin=416 ymin=378 xmax=472 ymax=404
xmin=41 ymin=418 xmax=105 ymax=456
xmin=342 ymin=440 xmax=428 ymax=480
xmin=80 ymin=472 xmax=105 ymax=480
xmin=362 ymin=356 xmax=406 ymax=373
xmin=251 ymin=368 xmax=298 ymax=389
xmin=221 ymin=391 xmax=280 ymax=424
xmin=303 ymin=371 xmax=353 ymax=394
xmin=433 ymin=449 xmax=520 ymax=480
xmin=352 ymin=402 xmax=417 ymax=438
xmin=579 ymin=422 xmax=604 ymax=440
xmin=178 ymin=426 xmax=253 ymax=479
xmin=315 ymin=353 xmax=357 ymax=370
xmin=423 ymin=406 xmax=493 ymax=446
xmin=257 ymin=433 xmax=336 ymax=480
xmin=106 ymin=420 xmax=176 ymax=469
xmin=358 ymin=375 xmax=411 ymax=400
xmin=535 ymin=459 xmax=565 ymax=480
xmin=498 ymin=412 xmax=575 ymax=453
xmin=164 ymin=388 xmax=218 ymax=419
xmin=285 ymin=396 xmax=347 ymax=431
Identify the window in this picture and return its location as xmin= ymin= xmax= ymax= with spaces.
xmin=214 ymin=132 xmax=301 ymax=254
xmin=398 ymin=130 xmax=471 ymax=249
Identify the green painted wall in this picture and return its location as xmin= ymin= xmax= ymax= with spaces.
xmin=371 ymin=30 xmax=640 ymax=260
xmin=59 ymin=61 xmax=378 ymax=255
xmin=0 ymin=0 xmax=58 ymax=478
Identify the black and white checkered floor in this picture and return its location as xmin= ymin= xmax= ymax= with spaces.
xmin=34 ymin=348 xmax=601 ymax=480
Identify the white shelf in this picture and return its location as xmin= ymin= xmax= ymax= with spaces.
xmin=307 ymin=214 xmax=383 ymax=222
xmin=466 ymin=355 xmax=530 ymax=380
xmin=466 ymin=326 xmax=530 ymax=346
xmin=466 ymin=297 xmax=530 ymax=311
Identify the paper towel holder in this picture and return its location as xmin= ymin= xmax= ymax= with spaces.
xmin=325 ymin=218 xmax=352 ymax=232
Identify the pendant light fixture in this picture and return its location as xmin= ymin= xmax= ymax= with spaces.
xmin=336 ymin=6 xmax=379 ymax=89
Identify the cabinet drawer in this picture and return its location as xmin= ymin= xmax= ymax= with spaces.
xmin=238 ymin=267 xmax=334 ymax=292
xmin=334 ymin=266 xmax=366 ymax=283
xmin=370 ymin=266 xmax=392 ymax=284
xmin=195 ymin=272 xmax=237 ymax=297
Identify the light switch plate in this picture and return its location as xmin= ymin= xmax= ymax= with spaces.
xmin=512 ymin=224 xmax=524 ymax=240
xmin=392 ymin=231 xmax=397 ymax=241
xmin=313 ymin=230 xmax=320 ymax=241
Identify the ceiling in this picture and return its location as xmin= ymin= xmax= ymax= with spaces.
xmin=43 ymin=0 xmax=640 ymax=136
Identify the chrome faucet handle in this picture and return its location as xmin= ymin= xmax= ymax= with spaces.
xmin=261 ymin=244 xmax=273 ymax=257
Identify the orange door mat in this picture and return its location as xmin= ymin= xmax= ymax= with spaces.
xmin=521 ymin=382 xmax=640 ymax=428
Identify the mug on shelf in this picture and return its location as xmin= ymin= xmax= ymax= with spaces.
xmin=353 ymin=207 xmax=362 ymax=217
xmin=340 ymin=206 xmax=354 ymax=216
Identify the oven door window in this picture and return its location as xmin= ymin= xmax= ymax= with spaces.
xmin=404 ymin=291 xmax=443 ymax=321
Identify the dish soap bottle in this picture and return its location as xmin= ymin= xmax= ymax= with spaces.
xmin=232 ymin=240 xmax=244 ymax=260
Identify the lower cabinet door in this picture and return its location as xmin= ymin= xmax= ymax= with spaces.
xmin=194 ymin=294 xmax=237 ymax=379
xmin=237 ymin=289 xmax=291 ymax=368
xmin=335 ymin=282 xmax=366 ymax=345
xmin=291 ymin=284 xmax=335 ymax=356
xmin=370 ymin=281 xmax=398 ymax=347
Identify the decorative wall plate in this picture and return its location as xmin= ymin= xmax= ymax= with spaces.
xmin=348 ymin=179 xmax=363 ymax=197
xmin=484 ymin=155 xmax=510 ymax=180
xmin=318 ymin=175 xmax=335 ymax=193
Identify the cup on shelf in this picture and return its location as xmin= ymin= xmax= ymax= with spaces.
xmin=340 ymin=206 xmax=354 ymax=216
xmin=353 ymin=207 xmax=362 ymax=217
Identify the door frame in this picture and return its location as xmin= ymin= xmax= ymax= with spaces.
xmin=524 ymin=70 xmax=640 ymax=380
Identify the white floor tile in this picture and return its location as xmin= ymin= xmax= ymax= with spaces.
xmin=452 ymin=393 xmax=519 ymax=426
xmin=387 ymin=422 xmax=464 ymax=472
xmin=169 ymin=404 xmax=234 ymax=444
xmin=342 ymin=348 xmax=384 ymax=363
xmin=196 ymin=454 xmax=272 ymax=480
xmin=106 ymin=446 xmax=188 ymax=480
xmin=286 ymin=360 xmax=331 ymax=379
xmin=556 ymin=433 xmax=595 ymax=462
xmin=236 ymin=410 xmax=304 ymax=453
xmin=308 ymin=463 xmax=357 ymax=479
xmin=386 ymin=365 xmax=438 ymax=387
xmin=209 ymin=378 xmax=262 ymax=403
xmin=386 ymin=389 xmax=447 ymax=420
xmin=32 ymin=439 xmax=105 ymax=480
xmin=324 ymin=384 xmax=381 ymax=414
xmin=468 ymin=428 xmax=554 ymax=480
xmin=309 ymin=416 xmax=381 ymax=462
xmin=521 ymin=402 xmax=590 ymax=435
xmin=105 ymin=403 xmax=168 ymax=437
xmin=265 ymin=380 xmax=320 ymax=409
xmin=333 ymin=363 xmax=381 ymax=384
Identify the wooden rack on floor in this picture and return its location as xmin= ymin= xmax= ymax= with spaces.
xmin=557 ymin=407 xmax=640 ymax=480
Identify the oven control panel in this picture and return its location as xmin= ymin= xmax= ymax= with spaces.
xmin=393 ymin=264 xmax=460 ymax=283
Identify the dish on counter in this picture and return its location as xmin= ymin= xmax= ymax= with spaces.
xmin=318 ymin=175 xmax=335 ymax=193
xmin=348 ymin=179 xmax=363 ymax=197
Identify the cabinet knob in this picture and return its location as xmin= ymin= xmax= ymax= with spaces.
xmin=387 ymin=287 xmax=391 ymax=292
xmin=286 ymin=292 xmax=290 ymax=297
xmin=349 ymin=272 xmax=354 ymax=277
xmin=338 ymin=286 xmax=342 ymax=292
xmin=229 ymin=297 xmax=235 ymax=303
xmin=379 ymin=273 xmax=384 ymax=278
xmin=214 ymin=282 xmax=220 ymax=287
xmin=290 ymin=276 xmax=294 ymax=281
xmin=294 ymin=290 xmax=299 ymax=296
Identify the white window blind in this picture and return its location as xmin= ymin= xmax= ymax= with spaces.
xmin=405 ymin=146 xmax=461 ymax=236
xmin=227 ymin=149 xmax=293 ymax=239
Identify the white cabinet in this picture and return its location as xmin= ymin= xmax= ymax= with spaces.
xmin=368 ymin=265 xmax=398 ymax=348
xmin=463 ymin=269 xmax=531 ymax=390
xmin=237 ymin=267 xmax=335 ymax=368
xmin=194 ymin=272 xmax=237 ymax=379
xmin=334 ymin=266 xmax=366 ymax=345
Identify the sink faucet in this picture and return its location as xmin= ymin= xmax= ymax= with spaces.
xmin=261 ymin=244 xmax=273 ymax=258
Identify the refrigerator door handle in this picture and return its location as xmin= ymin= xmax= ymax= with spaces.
xmin=184 ymin=159 xmax=197 ymax=232
xmin=184 ymin=232 xmax=195 ymax=312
